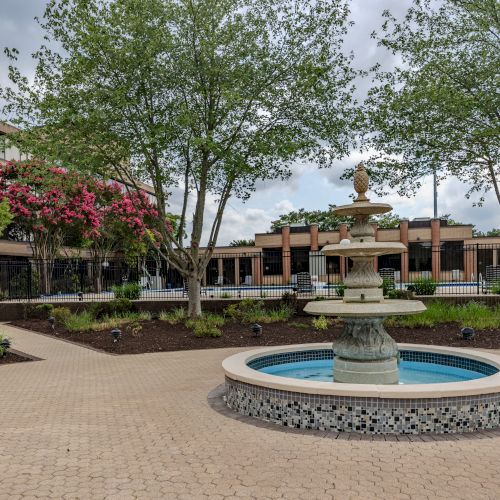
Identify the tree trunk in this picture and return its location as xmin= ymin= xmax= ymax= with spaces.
xmin=94 ymin=262 xmax=103 ymax=294
xmin=38 ymin=260 xmax=51 ymax=295
xmin=187 ymin=274 xmax=202 ymax=318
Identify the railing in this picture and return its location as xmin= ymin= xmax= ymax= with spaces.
xmin=0 ymin=243 xmax=498 ymax=302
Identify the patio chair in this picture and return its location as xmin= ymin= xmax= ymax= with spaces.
xmin=295 ymin=272 xmax=315 ymax=293
xmin=483 ymin=265 xmax=500 ymax=294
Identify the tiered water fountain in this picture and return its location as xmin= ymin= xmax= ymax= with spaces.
xmin=303 ymin=163 xmax=425 ymax=384
xmin=222 ymin=165 xmax=500 ymax=434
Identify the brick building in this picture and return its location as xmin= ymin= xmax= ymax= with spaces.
xmin=205 ymin=220 xmax=500 ymax=286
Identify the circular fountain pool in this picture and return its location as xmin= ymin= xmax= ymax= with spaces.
xmin=223 ymin=344 xmax=500 ymax=434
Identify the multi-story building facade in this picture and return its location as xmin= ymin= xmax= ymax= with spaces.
xmin=205 ymin=219 xmax=500 ymax=287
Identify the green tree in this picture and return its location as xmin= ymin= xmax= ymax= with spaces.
xmin=0 ymin=198 xmax=13 ymax=235
xmin=1 ymin=0 xmax=356 ymax=316
xmin=473 ymin=228 xmax=500 ymax=237
xmin=270 ymin=207 xmax=402 ymax=231
xmin=362 ymin=0 xmax=500 ymax=206
xmin=228 ymin=239 xmax=255 ymax=247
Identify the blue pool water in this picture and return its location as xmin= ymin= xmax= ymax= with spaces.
xmin=259 ymin=359 xmax=486 ymax=384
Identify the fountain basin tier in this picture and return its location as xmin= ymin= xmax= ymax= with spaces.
xmin=321 ymin=241 xmax=406 ymax=257
xmin=303 ymin=299 xmax=426 ymax=317
xmin=223 ymin=344 xmax=500 ymax=434
xmin=332 ymin=201 xmax=393 ymax=216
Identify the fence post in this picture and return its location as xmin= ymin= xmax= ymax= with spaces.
xmin=476 ymin=243 xmax=480 ymax=294
xmin=260 ymin=252 xmax=263 ymax=298
xmin=27 ymin=261 xmax=33 ymax=301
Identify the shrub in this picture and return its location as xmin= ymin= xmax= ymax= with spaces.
xmin=88 ymin=299 xmax=134 ymax=319
xmin=387 ymin=289 xmax=414 ymax=300
xmin=160 ymin=308 xmax=187 ymax=324
xmin=281 ymin=292 xmax=298 ymax=311
xmin=63 ymin=311 xmax=94 ymax=331
xmin=491 ymin=281 xmax=500 ymax=294
xmin=0 ymin=334 xmax=11 ymax=356
xmin=220 ymin=292 xmax=232 ymax=299
xmin=380 ymin=278 xmax=395 ymax=296
xmin=410 ymin=277 xmax=437 ymax=295
xmin=112 ymin=282 xmax=141 ymax=300
xmin=312 ymin=315 xmax=329 ymax=331
xmin=129 ymin=321 xmax=143 ymax=336
xmin=335 ymin=282 xmax=346 ymax=297
xmin=224 ymin=299 xmax=293 ymax=323
xmin=186 ymin=314 xmax=224 ymax=337
xmin=52 ymin=307 xmax=72 ymax=324
xmin=35 ymin=303 xmax=54 ymax=317
xmin=385 ymin=301 xmax=500 ymax=329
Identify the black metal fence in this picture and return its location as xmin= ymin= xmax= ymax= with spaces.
xmin=0 ymin=243 xmax=499 ymax=302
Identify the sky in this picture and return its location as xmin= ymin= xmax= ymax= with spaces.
xmin=0 ymin=0 xmax=498 ymax=245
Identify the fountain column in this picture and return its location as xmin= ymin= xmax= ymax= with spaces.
xmin=304 ymin=164 xmax=426 ymax=384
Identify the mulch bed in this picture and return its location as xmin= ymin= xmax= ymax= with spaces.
xmin=0 ymin=351 xmax=33 ymax=365
xmin=11 ymin=318 xmax=500 ymax=355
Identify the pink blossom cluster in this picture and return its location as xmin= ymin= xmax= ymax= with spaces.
xmin=0 ymin=161 xmax=165 ymax=245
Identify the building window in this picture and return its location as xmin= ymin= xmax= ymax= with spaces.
xmin=263 ymin=248 xmax=282 ymax=275
xmin=378 ymin=254 xmax=401 ymax=271
xmin=326 ymin=256 xmax=340 ymax=274
xmin=291 ymin=247 xmax=310 ymax=274
xmin=440 ymin=241 xmax=464 ymax=271
xmin=409 ymin=242 xmax=432 ymax=272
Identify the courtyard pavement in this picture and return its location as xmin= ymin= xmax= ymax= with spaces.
xmin=1 ymin=323 xmax=499 ymax=500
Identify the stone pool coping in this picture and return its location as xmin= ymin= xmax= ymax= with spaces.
xmin=222 ymin=343 xmax=500 ymax=398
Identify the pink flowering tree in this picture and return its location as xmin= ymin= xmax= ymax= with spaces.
xmin=85 ymin=181 xmax=162 ymax=292
xmin=0 ymin=161 xmax=100 ymax=294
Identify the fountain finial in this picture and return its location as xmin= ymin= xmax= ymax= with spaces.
xmin=353 ymin=163 xmax=369 ymax=202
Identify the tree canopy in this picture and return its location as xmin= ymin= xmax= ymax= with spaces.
xmin=1 ymin=0 xmax=357 ymax=316
xmin=228 ymin=239 xmax=255 ymax=247
xmin=362 ymin=0 xmax=500 ymax=206
xmin=270 ymin=207 xmax=402 ymax=232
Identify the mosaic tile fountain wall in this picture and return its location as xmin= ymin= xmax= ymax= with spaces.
xmin=225 ymin=350 xmax=500 ymax=434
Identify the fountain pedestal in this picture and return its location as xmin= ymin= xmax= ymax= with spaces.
xmin=334 ymin=317 xmax=398 ymax=384
xmin=303 ymin=164 xmax=426 ymax=384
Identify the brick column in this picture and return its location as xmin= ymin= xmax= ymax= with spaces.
xmin=463 ymin=245 xmax=476 ymax=281
xmin=339 ymin=223 xmax=348 ymax=279
xmin=400 ymin=219 xmax=409 ymax=282
xmin=234 ymin=256 xmax=240 ymax=285
xmin=310 ymin=223 xmax=319 ymax=251
xmin=431 ymin=218 xmax=441 ymax=280
xmin=217 ymin=258 xmax=224 ymax=284
xmin=252 ymin=254 xmax=262 ymax=285
xmin=281 ymin=225 xmax=291 ymax=285
xmin=371 ymin=222 xmax=378 ymax=271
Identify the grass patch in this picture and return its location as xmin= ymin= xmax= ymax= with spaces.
xmin=185 ymin=313 xmax=225 ymax=337
xmin=159 ymin=308 xmax=187 ymax=324
xmin=312 ymin=315 xmax=329 ymax=331
xmin=224 ymin=299 xmax=294 ymax=323
xmin=62 ymin=311 xmax=151 ymax=332
xmin=385 ymin=301 xmax=500 ymax=329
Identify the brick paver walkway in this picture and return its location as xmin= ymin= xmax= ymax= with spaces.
xmin=1 ymin=324 xmax=499 ymax=500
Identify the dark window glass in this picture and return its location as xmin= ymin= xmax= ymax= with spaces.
xmin=378 ymin=254 xmax=401 ymax=271
xmin=440 ymin=241 xmax=464 ymax=271
xmin=222 ymin=258 xmax=235 ymax=285
xmin=409 ymin=242 xmax=432 ymax=272
xmin=477 ymin=247 xmax=493 ymax=277
xmin=205 ymin=258 xmax=219 ymax=285
xmin=326 ymin=256 xmax=340 ymax=274
xmin=263 ymin=248 xmax=282 ymax=276
xmin=291 ymin=247 xmax=310 ymax=274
